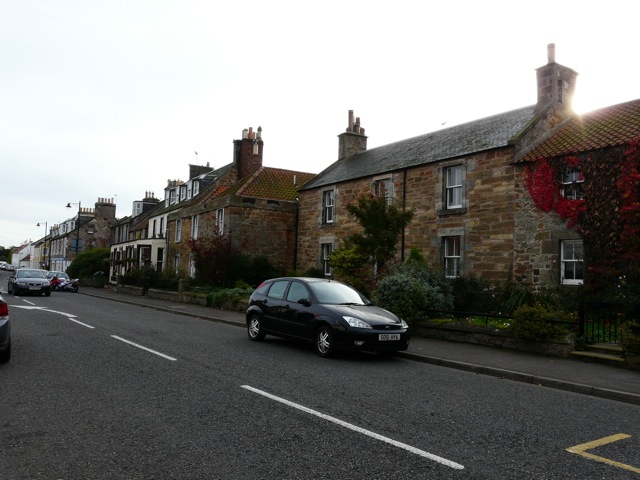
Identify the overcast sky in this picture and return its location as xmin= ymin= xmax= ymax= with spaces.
xmin=2 ymin=1 xmax=639 ymax=248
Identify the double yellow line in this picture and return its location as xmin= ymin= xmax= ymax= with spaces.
xmin=566 ymin=434 xmax=640 ymax=474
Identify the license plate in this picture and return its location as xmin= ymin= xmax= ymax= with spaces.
xmin=29 ymin=286 xmax=41 ymax=290
xmin=379 ymin=334 xmax=400 ymax=341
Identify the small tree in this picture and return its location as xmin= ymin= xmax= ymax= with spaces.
xmin=189 ymin=232 xmax=244 ymax=287
xmin=344 ymin=193 xmax=414 ymax=275
xmin=328 ymin=244 xmax=373 ymax=297
xmin=67 ymin=248 xmax=110 ymax=278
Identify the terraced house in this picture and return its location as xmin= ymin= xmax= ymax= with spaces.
xmin=296 ymin=44 xmax=632 ymax=288
xmin=164 ymin=127 xmax=315 ymax=277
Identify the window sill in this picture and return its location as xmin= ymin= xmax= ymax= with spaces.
xmin=437 ymin=207 xmax=467 ymax=217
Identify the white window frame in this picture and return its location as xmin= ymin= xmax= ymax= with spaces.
xmin=175 ymin=219 xmax=182 ymax=242
xmin=188 ymin=253 xmax=196 ymax=278
xmin=561 ymin=240 xmax=584 ymax=285
xmin=216 ymin=208 xmax=224 ymax=234
xmin=444 ymin=236 xmax=461 ymax=278
xmin=560 ymin=167 xmax=585 ymax=200
xmin=321 ymin=243 xmax=333 ymax=276
xmin=322 ymin=189 xmax=335 ymax=224
xmin=445 ymin=165 xmax=463 ymax=209
xmin=191 ymin=215 xmax=199 ymax=240
xmin=374 ymin=177 xmax=393 ymax=205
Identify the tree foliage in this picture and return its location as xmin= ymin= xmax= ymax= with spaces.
xmin=376 ymin=260 xmax=454 ymax=324
xmin=189 ymin=232 xmax=278 ymax=288
xmin=189 ymin=232 xmax=244 ymax=287
xmin=344 ymin=193 xmax=414 ymax=274
xmin=67 ymin=248 xmax=110 ymax=278
xmin=526 ymin=144 xmax=640 ymax=297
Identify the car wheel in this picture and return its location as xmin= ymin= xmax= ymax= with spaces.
xmin=247 ymin=314 xmax=266 ymax=341
xmin=45 ymin=291 xmax=51 ymax=297
xmin=0 ymin=342 xmax=10 ymax=363
xmin=315 ymin=325 xmax=336 ymax=358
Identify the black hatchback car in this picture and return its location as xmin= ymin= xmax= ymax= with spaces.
xmin=246 ymin=277 xmax=410 ymax=357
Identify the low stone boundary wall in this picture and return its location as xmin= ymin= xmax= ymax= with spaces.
xmin=414 ymin=322 xmax=575 ymax=357
xmin=146 ymin=288 xmax=208 ymax=306
xmin=113 ymin=285 xmax=144 ymax=296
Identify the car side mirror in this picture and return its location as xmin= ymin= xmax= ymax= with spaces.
xmin=298 ymin=298 xmax=311 ymax=307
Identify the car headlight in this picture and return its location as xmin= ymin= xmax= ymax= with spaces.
xmin=400 ymin=319 xmax=409 ymax=329
xmin=343 ymin=316 xmax=372 ymax=329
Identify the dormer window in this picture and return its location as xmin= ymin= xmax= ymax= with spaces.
xmin=170 ymin=190 xmax=177 ymax=205
xmin=193 ymin=181 xmax=200 ymax=196
xmin=180 ymin=185 xmax=187 ymax=201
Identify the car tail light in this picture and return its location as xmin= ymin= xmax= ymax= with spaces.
xmin=0 ymin=302 xmax=8 ymax=317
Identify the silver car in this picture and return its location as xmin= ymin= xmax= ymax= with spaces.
xmin=8 ymin=268 xmax=51 ymax=296
xmin=0 ymin=293 xmax=10 ymax=363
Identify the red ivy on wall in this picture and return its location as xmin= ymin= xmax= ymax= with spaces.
xmin=525 ymin=156 xmax=586 ymax=229
xmin=617 ymin=139 xmax=640 ymax=261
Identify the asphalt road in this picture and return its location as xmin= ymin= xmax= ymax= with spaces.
xmin=1 ymin=281 xmax=639 ymax=479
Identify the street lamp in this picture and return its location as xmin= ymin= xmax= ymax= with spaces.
xmin=66 ymin=201 xmax=82 ymax=260
xmin=36 ymin=221 xmax=50 ymax=270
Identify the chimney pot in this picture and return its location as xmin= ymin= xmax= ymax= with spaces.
xmin=547 ymin=43 xmax=555 ymax=64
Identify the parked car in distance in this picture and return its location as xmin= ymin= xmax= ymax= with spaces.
xmin=0 ymin=293 xmax=10 ymax=363
xmin=46 ymin=271 xmax=70 ymax=282
xmin=8 ymin=268 xmax=51 ymax=296
xmin=246 ymin=277 xmax=410 ymax=357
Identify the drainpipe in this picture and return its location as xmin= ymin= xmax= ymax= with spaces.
xmin=293 ymin=197 xmax=300 ymax=271
xmin=401 ymin=168 xmax=408 ymax=262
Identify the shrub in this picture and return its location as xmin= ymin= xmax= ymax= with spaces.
xmin=376 ymin=262 xmax=453 ymax=324
xmin=511 ymin=304 xmax=572 ymax=341
xmin=329 ymin=245 xmax=375 ymax=297
xmin=208 ymin=288 xmax=253 ymax=312
xmin=619 ymin=321 xmax=640 ymax=353
xmin=67 ymin=248 xmax=110 ymax=278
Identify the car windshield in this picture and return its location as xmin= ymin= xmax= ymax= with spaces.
xmin=17 ymin=270 xmax=46 ymax=279
xmin=308 ymin=282 xmax=370 ymax=305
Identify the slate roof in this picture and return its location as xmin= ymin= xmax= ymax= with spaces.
xmin=301 ymin=106 xmax=537 ymax=190
xmin=520 ymin=98 xmax=640 ymax=162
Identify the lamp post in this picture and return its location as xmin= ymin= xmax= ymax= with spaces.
xmin=66 ymin=201 xmax=82 ymax=261
xmin=36 ymin=221 xmax=50 ymax=270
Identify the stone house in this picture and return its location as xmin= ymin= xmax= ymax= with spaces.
xmin=296 ymin=44 xmax=586 ymax=286
xmin=513 ymin=98 xmax=640 ymax=287
xmin=49 ymin=198 xmax=117 ymax=272
xmin=108 ymin=191 xmax=162 ymax=281
xmin=166 ymin=127 xmax=315 ymax=278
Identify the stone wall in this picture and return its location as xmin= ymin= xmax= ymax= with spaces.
xmin=415 ymin=322 xmax=576 ymax=357
xmin=297 ymin=146 xmax=519 ymax=281
xmin=512 ymin=163 xmax=580 ymax=285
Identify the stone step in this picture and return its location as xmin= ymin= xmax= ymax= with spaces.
xmin=585 ymin=343 xmax=624 ymax=354
xmin=570 ymin=350 xmax=625 ymax=363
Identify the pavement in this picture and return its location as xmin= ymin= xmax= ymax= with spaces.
xmin=80 ymin=286 xmax=640 ymax=406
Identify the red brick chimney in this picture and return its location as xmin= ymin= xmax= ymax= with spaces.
xmin=234 ymin=126 xmax=263 ymax=180
xmin=338 ymin=110 xmax=367 ymax=159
